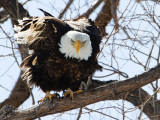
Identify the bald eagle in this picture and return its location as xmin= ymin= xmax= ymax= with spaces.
xmin=14 ymin=11 xmax=102 ymax=101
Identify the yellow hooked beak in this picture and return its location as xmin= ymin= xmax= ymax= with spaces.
xmin=74 ymin=40 xmax=82 ymax=54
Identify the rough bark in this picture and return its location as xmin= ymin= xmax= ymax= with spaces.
xmin=1 ymin=64 xmax=160 ymax=120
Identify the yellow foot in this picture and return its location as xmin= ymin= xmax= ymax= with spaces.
xmin=64 ymin=88 xmax=84 ymax=100
xmin=73 ymin=89 xmax=83 ymax=94
xmin=38 ymin=91 xmax=60 ymax=103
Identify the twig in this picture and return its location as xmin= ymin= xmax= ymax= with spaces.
xmin=84 ymin=107 xmax=119 ymax=120
xmin=110 ymin=0 xmax=119 ymax=32
xmin=29 ymin=88 xmax=35 ymax=105
xmin=58 ymin=0 xmax=74 ymax=19
xmin=76 ymin=108 xmax=82 ymax=120
xmin=78 ymin=0 xmax=103 ymax=18
xmin=137 ymin=88 xmax=160 ymax=120
xmin=0 ymin=25 xmax=19 ymax=66
xmin=0 ymin=10 xmax=9 ymax=23
xmin=0 ymin=84 xmax=11 ymax=92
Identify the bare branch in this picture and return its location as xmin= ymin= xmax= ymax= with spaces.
xmin=110 ymin=0 xmax=119 ymax=32
xmin=58 ymin=0 xmax=74 ymax=19
xmin=0 ymin=9 xmax=9 ymax=23
xmin=78 ymin=0 xmax=103 ymax=18
xmin=76 ymin=108 xmax=82 ymax=120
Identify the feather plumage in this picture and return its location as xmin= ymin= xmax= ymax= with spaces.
xmin=14 ymin=13 xmax=102 ymax=93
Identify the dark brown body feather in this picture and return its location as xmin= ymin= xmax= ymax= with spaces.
xmin=18 ymin=16 xmax=102 ymax=92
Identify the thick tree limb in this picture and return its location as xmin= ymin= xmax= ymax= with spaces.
xmin=1 ymin=64 xmax=160 ymax=120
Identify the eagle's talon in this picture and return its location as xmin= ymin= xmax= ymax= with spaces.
xmin=51 ymin=93 xmax=60 ymax=99
xmin=57 ymin=93 xmax=61 ymax=99
xmin=38 ymin=91 xmax=60 ymax=103
xmin=38 ymin=99 xmax=43 ymax=104
xmin=64 ymin=88 xmax=74 ymax=99
xmin=64 ymin=88 xmax=84 ymax=100
xmin=73 ymin=89 xmax=84 ymax=94
xmin=70 ymin=97 xmax=73 ymax=101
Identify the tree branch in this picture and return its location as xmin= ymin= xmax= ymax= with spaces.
xmin=0 ymin=0 xmax=29 ymax=24
xmin=58 ymin=0 xmax=74 ymax=19
xmin=110 ymin=0 xmax=119 ymax=32
xmin=95 ymin=0 xmax=119 ymax=36
xmin=126 ymin=88 xmax=160 ymax=120
xmin=1 ymin=64 xmax=160 ymax=120
xmin=78 ymin=0 xmax=103 ymax=18
xmin=0 ymin=9 xmax=9 ymax=23
xmin=0 ymin=74 xmax=30 ymax=109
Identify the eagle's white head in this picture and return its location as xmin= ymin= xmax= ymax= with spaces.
xmin=59 ymin=31 xmax=92 ymax=61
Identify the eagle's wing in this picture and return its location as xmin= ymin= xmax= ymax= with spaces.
xmin=14 ymin=16 xmax=66 ymax=50
xmin=14 ymin=16 xmax=68 ymax=69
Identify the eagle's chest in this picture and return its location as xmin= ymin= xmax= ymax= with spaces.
xmin=45 ymin=57 xmax=92 ymax=81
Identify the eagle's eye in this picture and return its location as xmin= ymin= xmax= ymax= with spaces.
xmin=82 ymin=41 xmax=86 ymax=44
xmin=71 ymin=39 xmax=74 ymax=44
